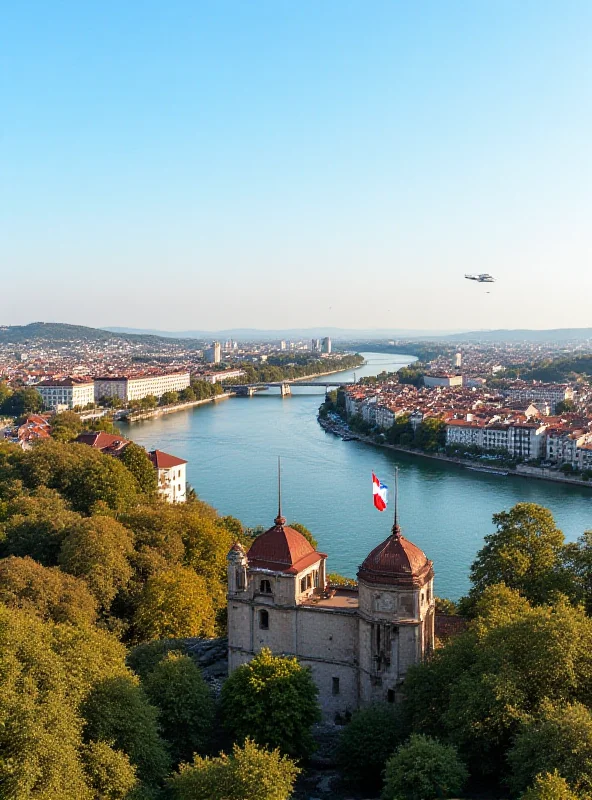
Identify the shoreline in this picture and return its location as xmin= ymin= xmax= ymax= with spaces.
xmin=119 ymin=392 xmax=234 ymax=423
xmin=318 ymin=418 xmax=592 ymax=490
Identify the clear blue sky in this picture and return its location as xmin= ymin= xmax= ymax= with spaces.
xmin=1 ymin=1 xmax=590 ymax=331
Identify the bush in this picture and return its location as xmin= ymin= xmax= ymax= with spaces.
xmin=220 ymin=648 xmax=321 ymax=758
xmin=143 ymin=653 xmax=215 ymax=764
xmin=336 ymin=705 xmax=405 ymax=790
xmin=127 ymin=639 xmax=189 ymax=681
xmin=382 ymin=734 xmax=468 ymax=800
xmin=520 ymin=771 xmax=580 ymax=800
xmin=168 ymin=738 xmax=299 ymax=800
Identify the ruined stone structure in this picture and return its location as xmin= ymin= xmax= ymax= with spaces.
xmin=227 ymin=502 xmax=435 ymax=721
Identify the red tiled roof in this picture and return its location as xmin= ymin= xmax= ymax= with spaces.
xmin=148 ymin=449 xmax=187 ymax=468
xmin=358 ymin=527 xmax=433 ymax=587
xmin=248 ymin=522 xmax=325 ymax=574
xmin=76 ymin=432 xmax=130 ymax=451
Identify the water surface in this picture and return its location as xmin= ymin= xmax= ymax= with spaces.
xmin=119 ymin=353 xmax=592 ymax=599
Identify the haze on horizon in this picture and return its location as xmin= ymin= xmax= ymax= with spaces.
xmin=1 ymin=1 xmax=590 ymax=332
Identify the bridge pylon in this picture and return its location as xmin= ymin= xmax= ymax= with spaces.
xmin=280 ymin=382 xmax=292 ymax=398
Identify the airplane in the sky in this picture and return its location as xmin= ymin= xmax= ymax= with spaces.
xmin=464 ymin=273 xmax=496 ymax=283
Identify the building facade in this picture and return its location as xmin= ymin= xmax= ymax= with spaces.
xmin=227 ymin=510 xmax=435 ymax=720
xmin=37 ymin=378 xmax=96 ymax=410
xmin=148 ymin=449 xmax=187 ymax=502
xmin=94 ymin=372 xmax=190 ymax=403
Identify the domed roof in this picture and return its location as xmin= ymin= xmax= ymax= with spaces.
xmin=247 ymin=514 xmax=325 ymax=574
xmin=358 ymin=525 xmax=433 ymax=587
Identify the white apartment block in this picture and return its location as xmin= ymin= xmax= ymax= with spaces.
xmin=37 ymin=379 xmax=95 ymax=410
xmin=94 ymin=373 xmax=190 ymax=403
xmin=546 ymin=430 xmax=592 ymax=466
xmin=201 ymin=369 xmax=245 ymax=384
xmin=148 ymin=450 xmax=187 ymax=503
xmin=446 ymin=419 xmax=547 ymax=459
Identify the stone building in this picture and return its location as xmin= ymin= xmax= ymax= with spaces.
xmin=227 ymin=505 xmax=435 ymax=721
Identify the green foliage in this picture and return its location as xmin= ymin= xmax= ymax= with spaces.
xmin=0 ymin=386 xmax=44 ymax=416
xmin=51 ymin=410 xmax=84 ymax=441
xmin=563 ymin=530 xmax=592 ymax=614
xmin=120 ymin=442 xmax=158 ymax=494
xmin=327 ymin=572 xmax=358 ymax=588
xmin=520 ymin=771 xmax=580 ymax=800
xmin=402 ymin=592 xmax=592 ymax=778
xmin=83 ymin=740 xmax=139 ymax=800
xmin=469 ymin=503 xmax=571 ymax=605
xmin=59 ymin=516 xmax=134 ymax=609
xmin=168 ymin=738 xmax=300 ymax=800
xmin=127 ymin=639 xmax=189 ymax=681
xmin=0 ymin=555 xmax=97 ymax=625
xmin=381 ymin=734 xmax=468 ymax=800
xmin=19 ymin=439 xmax=141 ymax=513
xmin=507 ymin=701 xmax=592 ymax=796
xmin=179 ymin=386 xmax=196 ymax=402
xmin=336 ymin=705 xmax=405 ymax=790
xmin=434 ymin=596 xmax=458 ymax=615
xmin=288 ymin=521 xmax=318 ymax=549
xmin=159 ymin=391 xmax=179 ymax=406
xmin=220 ymin=648 xmax=321 ymax=758
xmin=82 ymin=675 xmax=171 ymax=786
xmin=143 ymin=652 xmax=215 ymax=764
xmin=133 ymin=566 xmax=215 ymax=641
xmin=396 ymin=366 xmax=424 ymax=386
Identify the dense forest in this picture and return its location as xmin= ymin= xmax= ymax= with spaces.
xmin=232 ymin=352 xmax=364 ymax=384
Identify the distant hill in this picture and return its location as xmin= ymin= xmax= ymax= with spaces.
xmin=0 ymin=322 xmax=202 ymax=347
xmin=442 ymin=328 xmax=592 ymax=343
xmin=105 ymin=326 xmax=462 ymax=341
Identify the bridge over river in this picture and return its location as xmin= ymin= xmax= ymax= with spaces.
xmin=225 ymin=380 xmax=350 ymax=397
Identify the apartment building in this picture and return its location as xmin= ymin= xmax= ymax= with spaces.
xmin=94 ymin=372 xmax=190 ymax=403
xmin=37 ymin=378 xmax=95 ymax=410
xmin=423 ymin=374 xmax=463 ymax=388
xmin=148 ymin=450 xmax=187 ymax=503
xmin=504 ymin=383 xmax=574 ymax=412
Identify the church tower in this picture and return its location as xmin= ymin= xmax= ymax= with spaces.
xmin=357 ymin=475 xmax=434 ymax=705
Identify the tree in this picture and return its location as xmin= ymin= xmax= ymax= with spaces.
xmin=119 ymin=442 xmax=158 ymax=494
xmin=288 ymin=521 xmax=318 ymax=549
xmin=414 ymin=418 xmax=447 ymax=451
xmin=179 ymin=386 xmax=196 ymax=402
xmin=520 ymin=771 xmax=580 ymax=800
xmin=381 ymin=734 xmax=468 ymax=800
xmin=168 ymin=739 xmax=299 ymax=800
xmin=0 ymin=555 xmax=97 ymax=625
xmin=159 ymin=391 xmax=179 ymax=406
xmin=140 ymin=395 xmax=158 ymax=409
xmin=562 ymin=530 xmax=592 ymax=613
xmin=50 ymin=410 xmax=83 ymax=441
xmin=82 ymin=740 xmax=139 ymax=800
xmin=143 ymin=652 xmax=215 ymax=765
xmin=133 ymin=566 xmax=215 ymax=641
xmin=555 ymin=400 xmax=576 ymax=414
xmin=336 ymin=705 xmax=405 ymax=790
xmin=0 ymin=604 xmax=94 ymax=799
xmin=507 ymin=701 xmax=592 ymax=796
xmin=468 ymin=503 xmax=570 ymax=605
xmin=220 ymin=648 xmax=321 ymax=758
xmin=434 ymin=596 xmax=458 ymax=615
xmin=1 ymin=486 xmax=81 ymax=564
xmin=81 ymin=675 xmax=170 ymax=787
xmin=58 ymin=516 xmax=134 ymax=609
xmin=401 ymin=593 xmax=592 ymax=780
xmin=1 ymin=387 xmax=44 ymax=416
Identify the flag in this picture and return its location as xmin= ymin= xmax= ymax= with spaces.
xmin=372 ymin=472 xmax=388 ymax=511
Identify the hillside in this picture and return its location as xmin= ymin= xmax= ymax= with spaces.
xmin=443 ymin=327 xmax=592 ymax=343
xmin=0 ymin=322 xmax=203 ymax=347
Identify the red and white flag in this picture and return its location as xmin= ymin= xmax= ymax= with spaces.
xmin=372 ymin=472 xmax=388 ymax=511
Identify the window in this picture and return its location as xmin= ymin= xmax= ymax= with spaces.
xmin=259 ymin=610 xmax=269 ymax=630
xmin=332 ymin=677 xmax=340 ymax=696
xmin=300 ymin=577 xmax=307 ymax=593
xmin=306 ymin=573 xmax=312 ymax=589
xmin=259 ymin=579 xmax=272 ymax=594
xmin=387 ymin=689 xmax=395 ymax=703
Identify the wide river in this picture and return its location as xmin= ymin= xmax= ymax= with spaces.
xmin=119 ymin=353 xmax=592 ymax=600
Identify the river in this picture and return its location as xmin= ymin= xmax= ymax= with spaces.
xmin=119 ymin=352 xmax=592 ymax=600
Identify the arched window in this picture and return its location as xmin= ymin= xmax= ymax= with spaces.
xmin=259 ymin=609 xmax=269 ymax=630
xmin=259 ymin=579 xmax=272 ymax=594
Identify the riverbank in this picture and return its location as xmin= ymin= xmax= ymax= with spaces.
xmin=120 ymin=392 xmax=233 ymax=423
xmin=318 ymin=417 xmax=592 ymax=490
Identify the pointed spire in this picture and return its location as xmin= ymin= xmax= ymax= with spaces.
xmin=274 ymin=456 xmax=286 ymax=526
xmin=392 ymin=467 xmax=401 ymax=538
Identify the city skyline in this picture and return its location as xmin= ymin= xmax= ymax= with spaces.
xmin=2 ymin=1 xmax=590 ymax=330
